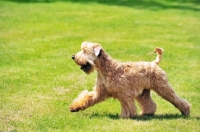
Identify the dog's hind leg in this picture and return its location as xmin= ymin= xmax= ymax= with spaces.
xmin=152 ymin=81 xmax=191 ymax=116
xmin=135 ymin=89 xmax=157 ymax=115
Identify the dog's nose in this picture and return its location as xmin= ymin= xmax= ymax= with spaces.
xmin=72 ymin=55 xmax=75 ymax=60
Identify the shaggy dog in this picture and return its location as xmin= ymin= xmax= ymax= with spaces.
xmin=70 ymin=42 xmax=190 ymax=118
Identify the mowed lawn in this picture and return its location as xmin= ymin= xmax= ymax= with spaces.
xmin=0 ymin=0 xmax=200 ymax=131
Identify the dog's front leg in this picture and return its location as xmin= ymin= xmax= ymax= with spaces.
xmin=119 ymin=96 xmax=137 ymax=118
xmin=70 ymin=85 xmax=109 ymax=112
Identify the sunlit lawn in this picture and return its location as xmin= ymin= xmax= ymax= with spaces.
xmin=0 ymin=0 xmax=200 ymax=131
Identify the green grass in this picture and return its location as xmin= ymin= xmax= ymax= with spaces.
xmin=0 ymin=0 xmax=200 ymax=131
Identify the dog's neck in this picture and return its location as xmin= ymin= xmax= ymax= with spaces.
xmin=94 ymin=49 xmax=118 ymax=75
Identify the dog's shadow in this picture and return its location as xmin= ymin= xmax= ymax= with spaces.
xmin=89 ymin=113 xmax=200 ymax=121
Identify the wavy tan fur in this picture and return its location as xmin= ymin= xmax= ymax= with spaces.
xmin=70 ymin=42 xmax=191 ymax=118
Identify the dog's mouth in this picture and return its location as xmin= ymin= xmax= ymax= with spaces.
xmin=80 ymin=62 xmax=92 ymax=73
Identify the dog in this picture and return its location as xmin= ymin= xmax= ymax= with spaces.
xmin=70 ymin=42 xmax=190 ymax=118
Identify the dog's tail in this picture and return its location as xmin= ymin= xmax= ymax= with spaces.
xmin=153 ymin=47 xmax=164 ymax=65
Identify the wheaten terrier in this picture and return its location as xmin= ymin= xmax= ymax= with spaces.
xmin=70 ymin=42 xmax=191 ymax=118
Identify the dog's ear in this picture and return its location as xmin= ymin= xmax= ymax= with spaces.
xmin=94 ymin=45 xmax=101 ymax=56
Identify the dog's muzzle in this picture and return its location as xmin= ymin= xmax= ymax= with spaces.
xmin=71 ymin=55 xmax=92 ymax=73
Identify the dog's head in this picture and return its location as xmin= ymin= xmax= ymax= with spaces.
xmin=72 ymin=42 xmax=101 ymax=74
